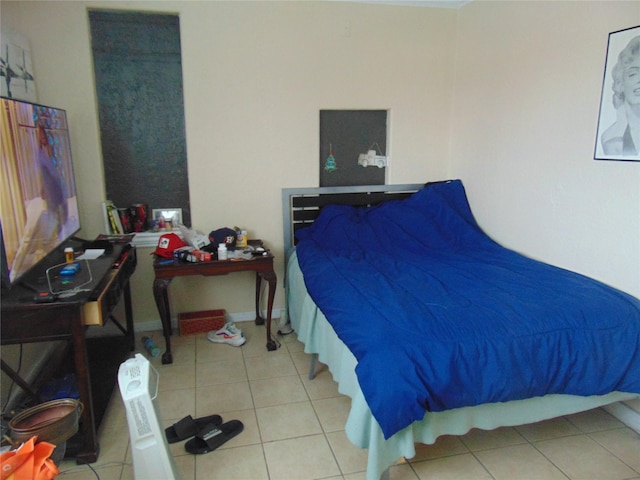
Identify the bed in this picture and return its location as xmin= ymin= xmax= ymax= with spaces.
xmin=282 ymin=180 xmax=640 ymax=480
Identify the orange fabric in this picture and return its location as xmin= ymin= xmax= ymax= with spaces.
xmin=0 ymin=436 xmax=59 ymax=480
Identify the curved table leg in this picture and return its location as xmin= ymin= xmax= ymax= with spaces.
xmin=254 ymin=273 xmax=265 ymax=326
xmin=153 ymin=277 xmax=174 ymax=364
xmin=260 ymin=270 xmax=277 ymax=351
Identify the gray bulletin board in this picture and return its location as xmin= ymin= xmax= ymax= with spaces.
xmin=319 ymin=110 xmax=387 ymax=187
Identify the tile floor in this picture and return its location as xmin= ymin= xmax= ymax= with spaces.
xmin=58 ymin=321 xmax=640 ymax=480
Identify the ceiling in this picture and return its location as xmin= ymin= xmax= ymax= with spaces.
xmin=333 ymin=0 xmax=472 ymax=8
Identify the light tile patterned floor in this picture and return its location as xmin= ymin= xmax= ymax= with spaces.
xmin=58 ymin=322 xmax=640 ymax=480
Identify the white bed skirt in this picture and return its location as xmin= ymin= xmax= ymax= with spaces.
xmin=286 ymin=251 xmax=638 ymax=480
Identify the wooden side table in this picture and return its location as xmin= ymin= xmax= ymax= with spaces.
xmin=152 ymin=242 xmax=277 ymax=364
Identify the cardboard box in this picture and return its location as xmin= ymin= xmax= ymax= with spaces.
xmin=178 ymin=309 xmax=226 ymax=335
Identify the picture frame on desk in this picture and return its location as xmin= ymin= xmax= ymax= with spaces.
xmin=152 ymin=208 xmax=182 ymax=230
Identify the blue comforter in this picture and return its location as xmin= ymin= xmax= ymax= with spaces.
xmin=295 ymin=180 xmax=640 ymax=439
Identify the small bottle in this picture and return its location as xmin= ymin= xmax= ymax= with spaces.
xmin=141 ymin=336 xmax=160 ymax=357
xmin=217 ymin=243 xmax=228 ymax=260
xmin=238 ymin=230 xmax=248 ymax=249
xmin=64 ymin=247 xmax=74 ymax=264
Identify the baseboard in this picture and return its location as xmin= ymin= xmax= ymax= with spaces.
xmin=133 ymin=308 xmax=283 ymax=333
xmin=603 ymin=399 xmax=640 ymax=433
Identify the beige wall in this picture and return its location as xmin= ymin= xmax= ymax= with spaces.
xmin=1 ymin=1 xmax=457 ymax=326
xmin=1 ymin=0 xmax=638 ymax=329
xmin=451 ymin=0 xmax=640 ymax=297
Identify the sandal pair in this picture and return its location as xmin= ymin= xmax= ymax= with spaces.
xmin=165 ymin=414 xmax=222 ymax=443
xmin=165 ymin=414 xmax=244 ymax=454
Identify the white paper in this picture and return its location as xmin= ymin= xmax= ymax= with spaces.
xmin=76 ymin=249 xmax=105 ymax=260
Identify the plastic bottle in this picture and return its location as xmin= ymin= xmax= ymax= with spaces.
xmin=236 ymin=229 xmax=248 ymax=249
xmin=217 ymin=243 xmax=228 ymax=260
xmin=141 ymin=336 xmax=160 ymax=357
xmin=64 ymin=247 xmax=74 ymax=264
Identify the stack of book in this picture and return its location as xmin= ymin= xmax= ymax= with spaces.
xmin=102 ymin=200 xmax=125 ymax=234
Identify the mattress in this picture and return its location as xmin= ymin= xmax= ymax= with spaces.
xmin=294 ymin=180 xmax=640 ymax=439
xmin=287 ymin=250 xmax=637 ymax=480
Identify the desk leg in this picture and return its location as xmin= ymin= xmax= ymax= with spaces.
xmin=124 ymin=280 xmax=135 ymax=351
xmin=255 ymin=270 xmax=277 ymax=351
xmin=72 ymin=314 xmax=99 ymax=464
xmin=153 ymin=277 xmax=174 ymax=364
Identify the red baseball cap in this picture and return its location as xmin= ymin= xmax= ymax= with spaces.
xmin=152 ymin=233 xmax=187 ymax=258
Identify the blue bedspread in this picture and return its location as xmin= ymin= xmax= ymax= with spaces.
xmin=295 ymin=180 xmax=640 ymax=439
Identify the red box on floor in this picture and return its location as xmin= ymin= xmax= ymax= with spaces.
xmin=178 ymin=309 xmax=226 ymax=335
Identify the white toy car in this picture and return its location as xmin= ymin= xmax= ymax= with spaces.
xmin=358 ymin=150 xmax=387 ymax=168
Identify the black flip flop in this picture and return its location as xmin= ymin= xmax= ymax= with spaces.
xmin=184 ymin=420 xmax=244 ymax=454
xmin=165 ymin=414 xmax=223 ymax=443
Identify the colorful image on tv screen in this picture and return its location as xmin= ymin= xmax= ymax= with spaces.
xmin=1 ymin=98 xmax=80 ymax=284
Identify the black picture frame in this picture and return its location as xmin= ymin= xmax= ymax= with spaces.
xmin=594 ymin=26 xmax=640 ymax=162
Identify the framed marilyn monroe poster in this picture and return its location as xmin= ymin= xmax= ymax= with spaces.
xmin=594 ymin=26 xmax=640 ymax=162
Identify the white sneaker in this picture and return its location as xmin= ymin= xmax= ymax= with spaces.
xmin=207 ymin=322 xmax=246 ymax=346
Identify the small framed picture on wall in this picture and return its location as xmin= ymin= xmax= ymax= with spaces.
xmin=0 ymin=33 xmax=37 ymax=102
xmin=594 ymin=25 xmax=640 ymax=162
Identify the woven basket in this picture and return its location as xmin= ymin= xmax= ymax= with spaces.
xmin=178 ymin=309 xmax=226 ymax=335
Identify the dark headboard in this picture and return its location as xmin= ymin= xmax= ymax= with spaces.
xmin=282 ymin=183 xmax=425 ymax=261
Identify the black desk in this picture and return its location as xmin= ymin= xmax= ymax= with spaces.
xmin=1 ymin=240 xmax=136 ymax=464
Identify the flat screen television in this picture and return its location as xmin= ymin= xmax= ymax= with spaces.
xmin=0 ymin=97 xmax=80 ymax=288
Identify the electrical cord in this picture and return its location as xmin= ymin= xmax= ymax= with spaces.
xmin=84 ymin=462 xmax=100 ymax=479
xmin=60 ymin=460 xmax=131 ymax=479
xmin=65 ymin=460 xmax=101 ymax=479
xmin=56 ymin=288 xmax=92 ymax=299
